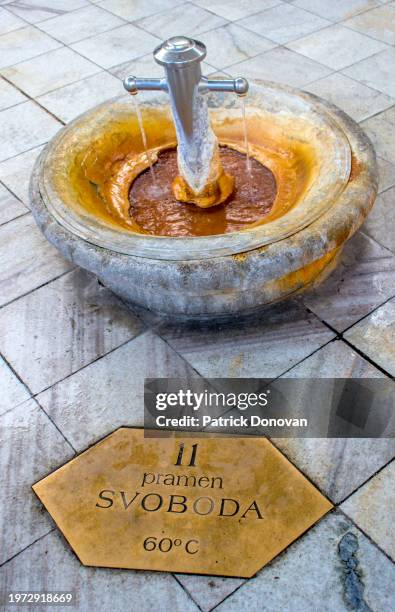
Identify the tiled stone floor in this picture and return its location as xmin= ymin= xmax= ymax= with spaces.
xmin=0 ymin=1 xmax=394 ymax=610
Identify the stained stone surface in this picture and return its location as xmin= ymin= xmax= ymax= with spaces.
xmin=0 ymin=269 xmax=142 ymax=393
xmin=0 ymin=399 xmax=74 ymax=564
xmin=0 ymin=531 xmax=198 ymax=612
xmin=37 ymin=331 xmax=199 ymax=451
xmin=215 ymin=511 xmax=395 ymax=612
xmin=345 ymin=298 xmax=395 ymax=376
xmin=341 ymin=460 xmax=395 ymax=561
xmin=302 ymin=232 xmax=395 ymax=332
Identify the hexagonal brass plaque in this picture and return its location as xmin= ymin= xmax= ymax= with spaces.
xmin=33 ymin=429 xmax=332 ymax=577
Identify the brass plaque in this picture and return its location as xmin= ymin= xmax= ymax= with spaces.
xmin=33 ymin=429 xmax=332 ymax=577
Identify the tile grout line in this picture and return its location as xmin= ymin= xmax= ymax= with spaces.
xmin=338 ymin=506 xmax=395 ymax=566
xmin=0 ymin=348 xmax=77 ymax=452
xmin=0 ymin=528 xmax=56 ymax=569
xmin=339 ymin=456 xmax=395 ymax=506
xmin=0 ymin=266 xmax=76 ymax=311
xmin=0 ymin=72 xmax=66 ymax=125
xmin=30 ymin=327 xmax=147 ymax=397
xmin=0 ymin=176 xmax=26 ymax=205
xmin=172 ymin=574 xmax=204 ymax=612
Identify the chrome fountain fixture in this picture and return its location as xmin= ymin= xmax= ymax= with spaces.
xmin=123 ymin=36 xmax=249 ymax=199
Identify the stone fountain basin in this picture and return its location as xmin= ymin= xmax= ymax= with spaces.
xmin=30 ymin=81 xmax=377 ymax=319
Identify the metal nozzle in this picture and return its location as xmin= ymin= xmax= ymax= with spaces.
xmin=123 ymin=36 xmax=249 ymax=101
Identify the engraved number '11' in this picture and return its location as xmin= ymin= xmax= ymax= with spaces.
xmin=174 ymin=443 xmax=198 ymax=467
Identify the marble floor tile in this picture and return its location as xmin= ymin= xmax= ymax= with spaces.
xmin=197 ymin=24 xmax=275 ymax=70
xmin=343 ymin=3 xmax=395 ymax=44
xmin=0 ymin=182 xmax=27 ymax=225
xmin=3 ymin=0 xmax=89 ymax=24
xmin=158 ymin=300 xmax=334 ymax=378
xmin=344 ymin=297 xmax=395 ymax=376
xmin=38 ymin=4 xmax=125 ymax=44
xmin=37 ymin=71 xmax=123 ymax=123
xmin=284 ymin=337 xmax=385 ymax=378
xmin=135 ymin=2 xmax=227 ymax=40
xmin=305 ymin=72 xmax=394 ymax=122
xmin=293 ymin=0 xmax=384 ymax=22
xmin=0 ymin=268 xmax=142 ymax=394
xmin=0 ymin=399 xmax=74 ymax=564
xmin=0 ymin=145 xmax=44 ymax=205
xmin=216 ymin=511 xmax=395 ymax=612
xmin=363 ymin=187 xmax=395 ymax=255
xmin=0 ymin=531 xmax=199 ymax=611
xmin=341 ymin=460 xmax=395 ymax=560
xmin=0 ymin=101 xmax=60 ymax=162
xmin=0 ymin=7 xmax=25 ymax=35
xmin=377 ymin=156 xmax=395 ymax=193
xmin=303 ymin=232 xmax=395 ymax=331
xmin=0 ymin=214 xmax=73 ymax=307
xmin=271 ymin=340 xmax=395 ymax=502
xmin=287 ymin=24 xmax=387 ymax=71
xmin=98 ymin=0 xmax=184 ymax=22
xmin=343 ymin=48 xmax=395 ymax=98
xmin=227 ymin=47 xmax=331 ymax=88
xmin=71 ymin=23 xmax=160 ymax=69
xmin=176 ymin=574 xmax=245 ymax=612
xmin=273 ymin=437 xmax=395 ymax=503
xmin=0 ymin=356 xmax=30 ymax=416
xmin=109 ymin=52 xmax=170 ymax=79
xmin=37 ymin=331 xmax=199 ymax=451
xmin=239 ymin=3 xmax=330 ymax=44
xmin=0 ymin=76 xmax=27 ymax=111
xmin=2 ymin=47 xmax=100 ymax=98
xmin=361 ymin=106 xmax=395 ymax=165
xmin=193 ymin=0 xmax=282 ymax=21
xmin=0 ymin=26 xmax=61 ymax=70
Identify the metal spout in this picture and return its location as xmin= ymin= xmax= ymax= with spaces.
xmin=123 ymin=36 xmax=249 ymax=199
xmin=123 ymin=36 xmax=248 ymax=143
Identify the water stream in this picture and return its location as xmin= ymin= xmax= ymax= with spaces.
xmin=241 ymin=97 xmax=251 ymax=175
xmin=132 ymin=95 xmax=156 ymax=183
